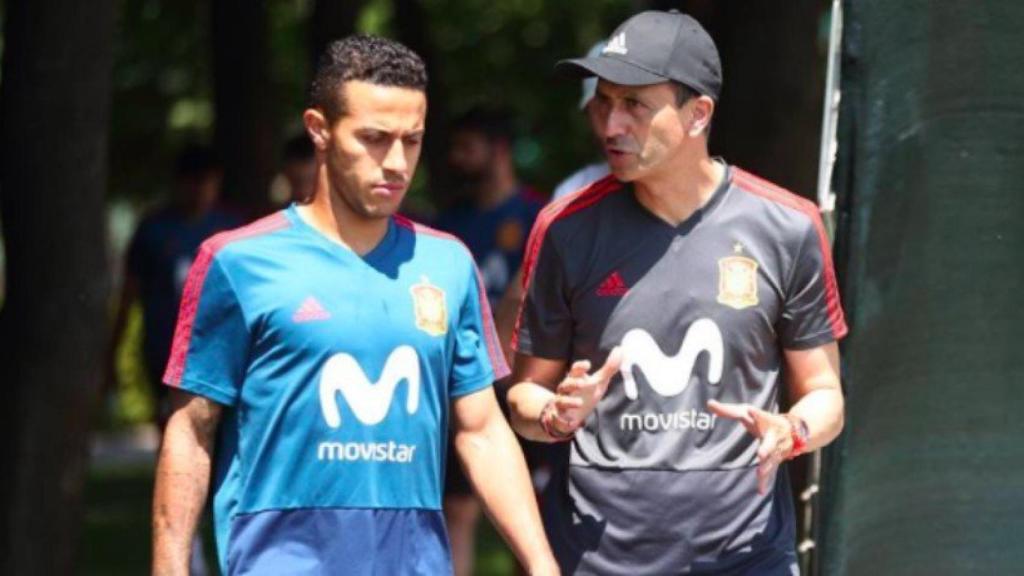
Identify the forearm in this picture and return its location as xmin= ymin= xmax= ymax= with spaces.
xmin=506 ymin=381 xmax=558 ymax=443
xmin=152 ymin=411 xmax=216 ymax=575
xmin=788 ymin=387 xmax=844 ymax=452
xmin=493 ymin=276 xmax=523 ymax=365
xmin=456 ymin=418 xmax=557 ymax=573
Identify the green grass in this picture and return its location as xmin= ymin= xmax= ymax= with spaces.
xmin=82 ymin=465 xmax=160 ymax=575
xmin=82 ymin=464 xmax=516 ymax=575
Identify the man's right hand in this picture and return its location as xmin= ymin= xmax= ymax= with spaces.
xmin=543 ymin=347 xmax=622 ymax=437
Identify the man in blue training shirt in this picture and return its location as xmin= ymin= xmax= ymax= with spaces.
xmin=152 ymin=35 xmax=558 ymax=575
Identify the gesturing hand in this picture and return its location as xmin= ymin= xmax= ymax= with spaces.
xmin=706 ymin=400 xmax=799 ymax=495
xmin=541 ymin=347 xmax=623 ymax=439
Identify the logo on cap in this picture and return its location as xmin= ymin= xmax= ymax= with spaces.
xmin=603 ymin=33 xmax=628 ymax=55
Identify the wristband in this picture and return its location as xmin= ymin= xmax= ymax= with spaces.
xmin=539 ymin=398 xmax=576 ymax=442
xmin=785 ymin=413 xmax=809 ymax=460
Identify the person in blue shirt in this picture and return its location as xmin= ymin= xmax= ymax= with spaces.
xmin=109 ymin=144 xmax=240 ymax=427
xmin=436 ymin=107 xmax=544 ymax=310
xmin=152 ymin=35 xmax=558 ymax=575
xmin=433 ymin=106 xmax=545 ymax=576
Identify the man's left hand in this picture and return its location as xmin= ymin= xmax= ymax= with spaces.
xmin=707 ymin=400 xmax=795 ymax=495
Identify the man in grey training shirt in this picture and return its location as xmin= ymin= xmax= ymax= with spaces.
xmin=507 ymin=10 xmax=847 ymax=575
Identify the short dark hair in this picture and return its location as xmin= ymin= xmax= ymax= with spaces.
xmin=283 ymin=134 xmax=314 ymax=162
xmin=450 ymin=106 xmax=515 ymax=143
xmin=309 ymin=35 xmax=427 ymax=121
xmin=175 ymin=144 xmax=221 ymax=178
xmin=673 ymin=82 xmax=698 ymax=107
xmin=673 ymin=82 xmax=712 ymax=135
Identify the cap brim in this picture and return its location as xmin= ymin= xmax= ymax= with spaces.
xmin=555 ymin=56 xmax=667 ymax=86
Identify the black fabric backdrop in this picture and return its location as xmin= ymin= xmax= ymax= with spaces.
xmin=819 ymin=1 xmax=1024 ymax=573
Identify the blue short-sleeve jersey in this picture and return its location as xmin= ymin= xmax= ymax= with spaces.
xmin=163 ymin=206 xmax=509 ymax=575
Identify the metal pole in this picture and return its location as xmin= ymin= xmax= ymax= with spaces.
xmin=802 ymin=1 xmax=843 ymax=575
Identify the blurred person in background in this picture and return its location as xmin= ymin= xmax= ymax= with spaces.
xmin=434 ymin=106 xmax=545 ymax=576
xmin=550 ymin=41 xmax=611 ymax=202
xmin=108 ymin=143 xmax=239 ymax=576
xmin=436 ymin=107 xmax=544 ymax=308
xmin=493 ymin=40 xmax=612 ymax=362
xmin=108 ymin=144 xmax=240 ymax=429
xmin=269 ymin=133 xmax=317 ymax=207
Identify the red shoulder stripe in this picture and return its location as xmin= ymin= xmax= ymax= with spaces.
xmin=163 ymin=213 xmax=291 ymax=387
xmin=733 ymin=169 xmax=848 ymax=339
xmin=511 ymin=175 xmax=623 ymax=351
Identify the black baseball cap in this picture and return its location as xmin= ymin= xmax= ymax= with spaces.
xmin=556 ymin=10 xmax=722 ymax=100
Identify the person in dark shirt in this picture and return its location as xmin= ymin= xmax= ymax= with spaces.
xmin=275 ymin=134 xmax=317 ymax=206
xmin=508 ymin=11 xmax=847 ymax=574
xmin=109 ymin=144 xmax=240 ymax=427
xmin=434 ymin=107 xmax=545 ymax=576
xmin=436 ymin=107 xmax=544 ymax=309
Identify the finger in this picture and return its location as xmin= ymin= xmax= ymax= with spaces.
xmin=757 ymin=429 xmax=779 ymax=462
xmin=757 ymin=460 xmax=777 ymax=495
xmin=563 ymin=379 xmax=602 ymax=399
xmin=707 ymin=400 xmax=754 ymax=427
xmin=708 ymin=400 xmax=758 ymax=436
xmin=706 ymin=399 xmax=744 ymax=419
xmin=748 ymin=407 xmax=779 ymax=435
xmin=595 ymin=347 xmax=623 ymax=381
xmin=554 ymin=395 xmax=583 ymax=412
xmin=568 ymin=360 xmax=591 ymax=379
xmin=549 ymin=410 xmax=579 ymax=433
xmin=557 ymin=377 xmax=585 ymax=395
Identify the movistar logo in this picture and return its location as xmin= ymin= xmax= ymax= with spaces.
xmin=319 ymin=346 xmax=420 ymax=428
xmin=619 ymin=319 xmax=724 ymax=400
xmin=603 ymin=33 xmax=628 ymax=55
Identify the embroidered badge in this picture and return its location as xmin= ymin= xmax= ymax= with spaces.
xmin=717 ymin=245 xmax=759 ymax=310
xmin=411 ymin=276 xmax=448 ymax=336
xmin=495 ymin=218 xmax=525 ymax=252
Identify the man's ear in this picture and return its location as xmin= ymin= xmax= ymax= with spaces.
xmin=303 ymin=108 xmax=331 ymax=150
xmin=687 ymin=96 xmax=715 ymax=137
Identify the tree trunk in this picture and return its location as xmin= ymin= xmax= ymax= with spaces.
xmin=310 ymin=0 xmax=366 ymax=70
xmin=393 ymin=0 xmax=451 ymax=196
xmin=710 ymin=0 xmax=827 ymax=197
xmin=820 ymin=1 xmax=1024 ymax=573
xmin=645 ymin=0 xmax=827 ymax=196
xmin=0 ymin=0 xmax=115 ymax=572
xmin=211 ymin=0 xmax=274 ymax=215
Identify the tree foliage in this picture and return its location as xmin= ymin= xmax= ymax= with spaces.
xmin=107 ymin=0 xmax=639 ymax=207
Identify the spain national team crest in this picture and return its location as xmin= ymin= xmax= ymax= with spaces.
xmin=411 ymin=276 xmax=448 ymax=336
xmin=717 ymin=248 xmax=759 ymax=310
xmin=495 ymin=218 xmax=525 ymax=252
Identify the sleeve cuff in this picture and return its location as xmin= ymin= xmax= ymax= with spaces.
xmin=783 ymin=327 xmax=844 ymax=351
xmin=165 ymin=377 xmax=237 ymax=406
xmin=450 ymin=371 xmax=495 ymax=399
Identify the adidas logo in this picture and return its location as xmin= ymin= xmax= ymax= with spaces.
xmin=603 ymin=33 xmax=628 ymax=55
xmin=293 ymin=296 xmax=331 ymax=323
xmin=596 ymin=271 xmax=630 ymax=297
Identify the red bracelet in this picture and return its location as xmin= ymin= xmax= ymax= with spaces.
xmin=785 ymin=413 xmax=809 ymax=459
xmin=539 ymin=399 xmax=576 ymax=442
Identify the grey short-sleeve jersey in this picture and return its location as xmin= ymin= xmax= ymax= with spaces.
xmin=514 ymin=166 xmax=847 ymax=574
